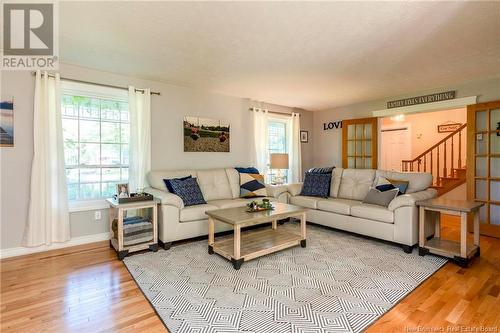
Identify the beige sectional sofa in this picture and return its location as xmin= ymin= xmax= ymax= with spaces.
xmin=288 ymin=168 xmax=437 ymax=252
xmin=145 ymin=168 xmax=288 ymax=249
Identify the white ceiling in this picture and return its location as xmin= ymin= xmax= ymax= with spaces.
xmin=60 ymin=1 xmax=500 ymax=111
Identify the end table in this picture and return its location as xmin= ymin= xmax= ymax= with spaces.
xmin=417 ymin=198 xmax=484 ymax=267
xmin=107 ymin=198 xmax=160 ymax=260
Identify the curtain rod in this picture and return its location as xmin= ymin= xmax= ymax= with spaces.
xmin=30 ymin=72 xmax=161 ymax=96
xmin=249 ymin=107 xmax=300 ymax=116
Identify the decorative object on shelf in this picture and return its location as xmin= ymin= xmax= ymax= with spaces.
xmin=183 ymin=116 xmax=230 ymax=152
xmin=117 ymin=183 xmax=130 ymax=198
xmin=246 ymin=199 xmax=274 ymax=212
xmin=270 ymin=153 xmax=288 ymax=185
xmin=300 ymin=130 xmax=308 ymax=143
xmin=0 ymin=95 xmax=14 ymax=147
xmin=437 ymin=122 xmax=461 ymax=133
xmin=107 ymin=197 xmax=159 ymax=260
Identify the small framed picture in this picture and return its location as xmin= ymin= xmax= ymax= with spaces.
xmin=117 ymin=183 xmax=130 ymax=198
xmin=300 ymin=130 xmax=309 ymax=143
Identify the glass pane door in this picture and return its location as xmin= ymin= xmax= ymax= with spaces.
xmin=342 ymin=117 xmax=378 ymax=169
xmin=468 ymin=102 xmax=500 ymax=238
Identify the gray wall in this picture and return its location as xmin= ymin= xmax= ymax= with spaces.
xmin=0 ymin=64 xmax=314 ymax=250
xmin=312 ymin=77 xmax=500 ymax=168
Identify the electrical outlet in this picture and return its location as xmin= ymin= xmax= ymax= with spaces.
xmin=94 ymin=211 xmax=102 ymax=220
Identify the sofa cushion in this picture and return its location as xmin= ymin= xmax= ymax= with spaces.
xmin=225 ymin=168 xmax=241 ymax=199
xmin=235 ymin=167 xmax=260 ymax=174
xmin=167 ymin=177 xmax=206 ymax=206
xmin=180 ymin=204 xmax=219 ymax=222
xmin=163 ymin=176 xmax=191 ymax=193
xmin=300 ymin=173 xmax=331 ymax=197
xmin=350 ymin=204 xmax=394 ymax=223
xmin=330 ymin=168 xmax=344 ymax=198
xmin=338 ymin=169 xmax=376 ymax=200
xmin=196 ymin=169 xmax=233 ymax=201
xmin=375 ymin=170 xmax=432 ymax=194
xmin=290 ymin=195 xmax=321 ymax=209
xmin=148 ymin=170 xmax=197 ymax=191
xmin=307 ymin=166 xmax=334 ymax=174
xmin=317 ymin=198 xmax=361 ymax=215
xmin=240 ymin=173 xmax=267 ymax=198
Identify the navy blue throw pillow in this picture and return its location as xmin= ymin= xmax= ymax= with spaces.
xmin=163 ymin=176 xmax=192 ymax=193
xmin=166 ymin=177 xmax=206 ymax=206
xmin=375 ymin=183 xmax=397 ymax=192
xmin=307 ymin=166 xmax=335 ymax=174
xmin=235 ymin=167 xmax=260 ymax=174
xmin=300 ymin=173 xmax=331 ymax=197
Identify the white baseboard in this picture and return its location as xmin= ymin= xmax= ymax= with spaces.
xmin=0 ymin=232 xmax=111 ymax=259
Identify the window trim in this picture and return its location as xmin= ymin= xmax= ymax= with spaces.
xmin=68 ymin=199 xmax=109 ymax=213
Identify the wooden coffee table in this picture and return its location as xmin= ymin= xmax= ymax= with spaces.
xmin=206 ymin=203 xmax=308 ymax=269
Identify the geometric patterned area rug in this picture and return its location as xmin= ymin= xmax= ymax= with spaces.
xmin=124 ymin=222 xmax=447 ymax=333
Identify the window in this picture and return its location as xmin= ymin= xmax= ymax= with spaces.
xmin=61 ymin=82 xmax=129 ymax=201
xmin=267 ymin=120 xmax=288 ymax=183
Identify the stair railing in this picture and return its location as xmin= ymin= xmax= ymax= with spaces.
xmin=402 ymin=123 xmax=467 ymax=185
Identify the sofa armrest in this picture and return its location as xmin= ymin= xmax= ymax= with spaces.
xmin=145 ymin=187 xmax=184 ymax=209
xmin=388 ymin=188 xmax=437 ymax=211
xmin=287 ymin=183 xmax=303 ymax=196
xmin=266 ymin=184 xmax=288 ymax=198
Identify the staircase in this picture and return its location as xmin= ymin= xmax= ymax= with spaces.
xmin=402 ymin=124 xmax=467 ymax=196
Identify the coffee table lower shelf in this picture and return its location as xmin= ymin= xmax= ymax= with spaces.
xmin=209 ymin=228 xmax=304 ymax=269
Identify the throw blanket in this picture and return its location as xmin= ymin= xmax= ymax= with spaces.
xmin=112 ymin=219 xmax=153 ymax=246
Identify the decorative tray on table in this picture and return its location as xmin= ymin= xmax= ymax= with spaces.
xmin=112 ymin=192 xmax=154 ymax=204
xmin=246 ymin=199 xmax=274 ymax=213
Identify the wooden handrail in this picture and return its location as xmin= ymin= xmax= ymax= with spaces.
xmin=402 ymin=123 xmax=467 ymax=165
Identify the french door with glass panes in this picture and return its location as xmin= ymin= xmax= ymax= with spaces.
xmin=467 ymin=101 xmax=500 ymax=238
xmin=342 ymin=117 xmax=378 ymax=169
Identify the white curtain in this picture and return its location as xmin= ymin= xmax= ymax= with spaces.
xmin=128 ymin=86 xmax=151 ymax=193
xmin=24 ymin=71 xmax=70 ymax=247
xmin=288 ymin=112 xmax=302 ymax=183
xmin=251 ymin=108 xmax=269 ymax=179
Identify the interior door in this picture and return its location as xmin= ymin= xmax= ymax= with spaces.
xmin=381 ymin=127 xmax=411 ymax=171
xmin=342 ymin=117 xmax=378 ymax=169
xmin=467 ymin=101 xmax=500 ymax=238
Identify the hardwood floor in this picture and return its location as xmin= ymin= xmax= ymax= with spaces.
xmin=1 ymin=221 xmax=499 ymax=333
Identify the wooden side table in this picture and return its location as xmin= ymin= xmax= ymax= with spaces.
xmin=107 ymin=198 xmax=160 ymax=260
xmin=417 ymin=198 xmax=484 ymax=267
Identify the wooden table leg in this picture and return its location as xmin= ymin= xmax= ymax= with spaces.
xmin=208 ymin=217 xmax=215 ymax=254
xmin=300 ymin=212 xmax=306 ymax=248
xmin=473 ymin=211 xmax=480 ymax=247
xmin=419 ymin=207 xmax=425 ymax=248
xmin=272 ymin=220 xmax=277 ymax=230
xmin=435 ymin=211 xmax=441 ymax=238
xmin=460 ymin=212 xmax=467 ymax=258
xmin=232 ymin=225 xmax=243 ymax=269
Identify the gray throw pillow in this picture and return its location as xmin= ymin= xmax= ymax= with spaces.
xmin=362 ymin=188 xmax=399 ymax=207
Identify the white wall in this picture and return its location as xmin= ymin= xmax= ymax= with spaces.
xmin=313 ymin=77 xmax=500 ymax=168
xmin=0 ymin=63 xmax=314 ymax=250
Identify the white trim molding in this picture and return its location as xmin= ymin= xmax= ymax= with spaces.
xmin=0 ymin=232 xmax=110 ymax=259
xmin=372 ymin=96 xmax=477 ymax=117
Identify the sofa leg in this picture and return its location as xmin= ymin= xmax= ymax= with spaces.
xmin=402 ymin=245 xmax=413 ymax=253
xmin=159 ymin=240 xmax=172 ymax=250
